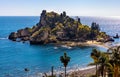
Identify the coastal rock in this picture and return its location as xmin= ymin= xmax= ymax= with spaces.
xmin=30 ymin=30 xmax=49 ymax=44
xmin=17 ymin=28 xmax=30 ymax=37
xmin=21 ymin=36 xmax=29 ymax=41
xmin=105 ymin=38 xmax=114 ymax=42
xmin=8 ymin=32 xmax=18 ymax=41
xmin=113 ymin=33 xmax=119 ymax=38
xmin=39 ymin=10 xmax=47 ymax=26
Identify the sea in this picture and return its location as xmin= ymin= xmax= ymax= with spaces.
xmin=0 ymin=16 xmax=120 ymax=77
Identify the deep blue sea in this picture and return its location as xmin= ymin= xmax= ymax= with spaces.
xmin=0 ymin=16 xmax=120 ymax=77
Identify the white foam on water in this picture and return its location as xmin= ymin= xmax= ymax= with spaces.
xmin=61 ymin=45 xmax=72 ymax=49
xmin=0 ymin=37 xmax=8 ymax=40
xmin=54 ymin=47 xmax=58 ymax=49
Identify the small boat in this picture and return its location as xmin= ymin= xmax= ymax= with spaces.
xmin=113 ymin=33 xmax=119 ymax=38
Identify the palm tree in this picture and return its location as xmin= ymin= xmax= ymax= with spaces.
xmin=98 ymin=53 xmax=110 ymax=77
xmin=90 ymin=46 xmax=120 ymax=77
xmin=107 ymin=46 xmax=120 ymax=77
xmin=60 ymin=52 xmax=70 ymax=77
xmin=91 ymin=48 xmax=101 ymax=77
xmin=91 ymin=49 xmax=110 ymax=77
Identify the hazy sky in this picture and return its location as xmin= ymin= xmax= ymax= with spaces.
xmin=0 ymin=0 xmax=120 ymax=16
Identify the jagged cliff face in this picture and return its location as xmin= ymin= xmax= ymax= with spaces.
xmin=9 ymin=10 xmax=108 ymax=44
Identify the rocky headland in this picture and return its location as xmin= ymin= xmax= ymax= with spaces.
xmin=8 ymin=10 xmax=113 ymax=45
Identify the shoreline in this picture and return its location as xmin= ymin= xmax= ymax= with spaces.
xmin=38 ymin=65 xmax=96 ymax=77
xmin=68 ymin=66 xmax=96 ymax=77
xmin=51 ymin=41 xmax=110 ymax=77
xmin=56 ymin=40 xmax=111 ymax=49
xmin=6 ymin=40 xmax=113 ymax=77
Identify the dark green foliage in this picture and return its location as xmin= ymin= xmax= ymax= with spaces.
xmin=60 ymin=52 xmax=70 ymax=77
xmin=60 ymin=52 xmax=70 ymax=67
xmin=91 ymin=46 xmax=120 ymax=77
xmin=78 ymin=18 xmax=81 ymax=23
xmin=63 ymin=11 xmax=66 ymax=17
xmin=91 ymin=49 xmax=101 ymax=77
xmin=99 ymin=54 xmax=109 ymax=77
xmin=91 ymin=49 xmax=101 ymax=58
xmin=91 ymin=22 xmax=100 ymax=31
xmin=90 ymin=22 xmax=101 ymax=40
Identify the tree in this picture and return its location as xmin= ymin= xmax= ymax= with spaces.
xmin=91 ymin=49 xmax=111 ymax=77
xmin=90 ymin=22 xmax=100 ymax=40
xmin=107 ymin=46 xmax=120 ymax=77
xmin=98 ymin=53 xmax=110 ymax=77
xmin=63 ymin=11 xmax=66 ymax=17
xmin=90 ymin=46 xmax=120 ymax=77
xmin=91 ymin=22 xmax=100 ymax=31
xmin=91 ymin=48 xmax=101 ymax=77
xmin=60 ymin=52 xmax=70 ymax=77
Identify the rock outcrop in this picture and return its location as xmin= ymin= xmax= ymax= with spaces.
xmin=9 ymin=10 xmax=109 ymax=44
xmin=9 ymin=32 xmax=18 ymax=41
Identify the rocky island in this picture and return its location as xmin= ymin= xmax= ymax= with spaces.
xmin=9 ymin=10 xmax=112 ymax=45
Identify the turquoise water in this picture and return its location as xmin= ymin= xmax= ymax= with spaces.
xmin=0 ymin=16 xmax=119 ymax=77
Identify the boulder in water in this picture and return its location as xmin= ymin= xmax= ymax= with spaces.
xmin=8 ymin=32 xmax=18 ymax=41
xmin=113 ymin=33 xmax=119 ymax=38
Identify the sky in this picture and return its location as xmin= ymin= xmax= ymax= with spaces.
xmin=0 ymin=0 xmax=120 ymax=16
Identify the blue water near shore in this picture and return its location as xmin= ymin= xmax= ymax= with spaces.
xmin=0 ymin=16 xmax=120 ymax=77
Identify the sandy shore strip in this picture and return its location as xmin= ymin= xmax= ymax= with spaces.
xmin=44 ymin=66 xmax=96 ymax=77
xmin=58 ymin=40 xmax=111 ymax=49
xmin=68 ymin=66 xmax=96 ymax=77
xmin=85 ymin=41 xmax=111 ymax=49
xmin=54 ymin=66 xmax=96 ymax=77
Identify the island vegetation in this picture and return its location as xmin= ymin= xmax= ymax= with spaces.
xmin=8 ymin=10 xmax=113 ymax=45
